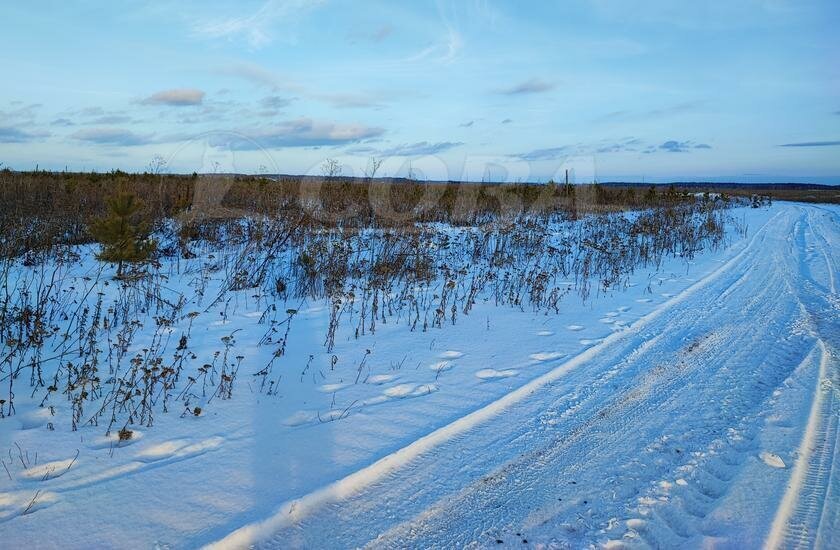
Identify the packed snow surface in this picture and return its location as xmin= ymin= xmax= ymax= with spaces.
xmin=1 ymin=203 xmax=837 ymax=549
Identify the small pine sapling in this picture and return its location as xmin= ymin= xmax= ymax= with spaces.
xmin=90 ymin=192 xmax=156 ymax=278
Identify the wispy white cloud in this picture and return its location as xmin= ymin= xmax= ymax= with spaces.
xmin=88 ymin=115 xmax=134 ymax=125
xmin=209 ymin=118 xmax=384 ymax=150
xmin=51 ymin=118 xmax=75 ymax=127
xmin=657 ymin=140 xmax=713 ymax=153
xmin=514 ymin=146 xmax=573 ymax=161
xmin=442 ymin=25 xmax=464 ymax=63
xmin=140 ymin=89 xmax=205 ymax=106
xmin=594 ymin=101 xmax=705 ymax=123
xmin=779 ymin=140 xmax=840 ymax=147
xmin=219 ymin=62 xmax=279 ymax=88
xmin=0 ymin=102 xmax=42 ymax=123
xmin=218 ymin=61 xmax=390 ymax=108
xmin=71 ymin=127 xmax=155 ymax=146
xmin=260 ymin=96 xmax=293 ymax=109
xmin=0 ymin=126 xmax=50 ymax=143
xmin=515 ymin=136 xmax=709 ymax=159
xmin=192 ymin=0 xmax=326 ymax=49
xmin=379 ymin=141 xmax=463 ymax=156
xmin=402 ymin=2 xmax=464 ymax=64
xmin=497 ymin=78 xmax=555 ymax=95
xmin=659 ymin=140 xmax=690 ymax=153
xmin=402 ymin=27 xmax=463 ymax=64
xmin=344 ymin=141 xmax=463 ymax=157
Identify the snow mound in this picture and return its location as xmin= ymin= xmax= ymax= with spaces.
xmin=384 ymin=384 xmax=438 ymax=398
xmin=475 ymin=369 xmax=518 ymax=380
xmin=367 ymin=374 xmax=397 ymax=385
xmin=529 ymin=352 xmax=566 ymax=362
xmin=760 ymin=451 xmax=786 ymax=469
xmin=428 ymin=361 xmax=453 ymax=372
xmin=20 ymin=459 xmax=76 ymax=481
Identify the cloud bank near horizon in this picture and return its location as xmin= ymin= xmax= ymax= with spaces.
xmin=0 ymin=0 xmax=837 ymax=183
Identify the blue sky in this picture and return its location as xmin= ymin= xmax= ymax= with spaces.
xmin=1 ymin=0 xmax=838 ymax=182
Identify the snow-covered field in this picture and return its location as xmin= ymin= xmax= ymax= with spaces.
xmin=1 ymin=202 xmax=837 ymax=548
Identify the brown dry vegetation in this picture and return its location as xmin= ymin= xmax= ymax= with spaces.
xmin=683 ymin=185 xmax=840 ymax=205
xmin=0 ymin=169 xmax=707 ymax=256
xmin=0 ymin=168 xmax=752 ymax=433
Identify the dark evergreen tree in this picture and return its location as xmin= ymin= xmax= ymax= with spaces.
xmin=644 ymin=185 xmax=657 ymax=205
xmin=90 ymin=193 xmax=155 ymax=277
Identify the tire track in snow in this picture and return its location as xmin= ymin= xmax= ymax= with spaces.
xmin=766 ymin=340 xmax=837 ymax=550
xmin=766 ymin=205 xmax=840 ymax=550
xmin=804 ymin=207 xmax=837 ymax=295
xmin=363 ymin=226 xmax=808 ymax=548
xmin=287 ymin=205 xmax=833 ymax=548
xmin=207 ymin=209 xmax=787 ymax=549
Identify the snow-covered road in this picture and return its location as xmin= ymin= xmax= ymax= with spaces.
xmin=2 ymin=204 xmax=837 ymax=549
xmin=215 ymin=204 xmax=839 ymax=549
